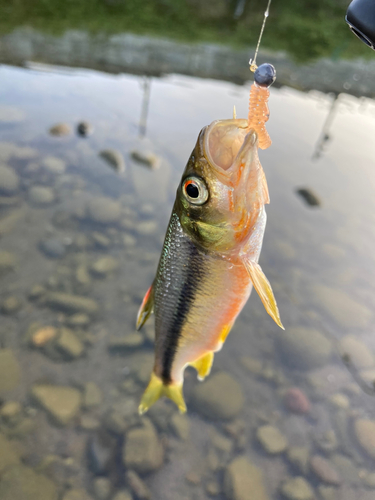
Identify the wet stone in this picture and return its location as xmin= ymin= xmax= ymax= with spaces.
xmin=224 ymin=456 xmax=269 ymax=500
xmin=112 ymin=491 xmax=133 ymax=500
xmin=86 ymin=197 xmax=121 ymax=224
xmin=87 ymin=432 xmax=115 ymax=476
xmin=329 ymin=393 xmax=350 ymax=409
xmin=277 ymin=327 xmax=332 ymax=370
xmin=338 ymin=335 xmax=374 ymax=370
xmin=31 ymin=384 xmax=81 ymax=426
xmin=136 ymin=220 xmax=157 ymax=236
xmin=91 ymin=256 xmax=119 ymax=277
xmin=29 ymin=186 xmax=55 ymax=206
xmin=331 ymin=454 xmax=360 ymax=486
xmin=91 ymin=232 xmax=111 ymax=248
xmin=28 ymin=284 xmax=46 ymax=300
xmin=39 ymin=237 xmax=66 ymax=258
xmin=354 ymin=419 xmax=375 ymax=459
xmin=313 ymin=285 xmax=372 ymax=329
xmin=108 ymin=333 xmax=144 ymax=352
xmin=31 ymin=326 xmax=58 ymax=347
xmin=80 ymin=414 xmax=100 ymax=430
xmin=0 ymin=164 xmax=19 ymax=195
xmin=123 ymin=420 xmax=164 ymax=474
xmin=0 ymin=349 xmax=21 ymax=393
xmin=280 ymin=477 xmax=314 ymax=500
xmin=317 ymin=486 xmax=339 ymax=500
xmin=0 ymin=464 xmax=58 ymax=500
xmin=83 ymin=382 xmax=102 ymax=408
xmin=0 ymin=401 xmax=22 ymax=423
xmin=256 ymin=425 xmax=288 ymax=455
xmin=286 ymin=446 xmax=310 ymax=475
xmin=0 ymin=433 xmax=21 ymax=472
xmin=206 ymin=481 xmax=220 ymax=496
xmin=55 ymin=328 xmax=84 ymax=359
xmin=2 ymin=296 xmax=22 ymax=314
xmin=66 ymin=313 xmax=90 ymax=327
xmin=310 ymin=455 xmax=341 ymax=485
xmin=284 ymin=388 xmax=310 ymax=414
xmin=0 ymin=251 xmax=16 ymax=273
xmin=131 ymin=149 xmax=161 ymax=170
xmin=62 ymin=489 xmax=93 ymax=500
xmin=170 ymin=413 xmax=190 ymax=440
xmin=191 ymin=372 xmax=244 ymax=420
xmin=363 ymin=472 xmax=375 ymax=488
xmin=125 ymin=470 xmax=150 ymax=500
xmin=99 ymin=149 xmax=126 ymax=173
xmin=77 ymin=121 xmax=93 ymax=137
xmin=44 ymin=292 xmax=99 ymax=315
xmin=42 ymin=156 xmax=66 ymax=174
xmin=93 ymin=477 xmax=111 ymax=500
xmin=49 ymin=123 xmax=71 ymax=136
xmin=240 ymin=356 xmax=263 ymax=375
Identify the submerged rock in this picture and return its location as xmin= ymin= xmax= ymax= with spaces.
xmin=87 ymin=432 xmax=115 ymax=476
xmin=310 ymin=455 xmax=341 ymax=485
xmin=125 ymin=470 xmax=150 ymax=500
xmin=0 ymin=433 xmax=21 ymax=472
xmin=49 ymin=123 xmax=71 ymax=136
xmin=31 ymin=384 xmax=81 ymax=426
xmin=280 ymin=477 xmax=314 ymax=500
xmin=42 ymin=156 xmax=66 ymax=174
xmin=29 ymin=186 xmax=55 ymax=206
xmin=191 ymin=372 xmax=244 ymax=420
xmin=112 ymin=491 xmax=133 ymax=500
xmin=284 ymin=388 xmax=310 ymax=414
xmin=99 ymin=149 xmax=126 ymax=173
xmin=170 ymin=413 xmax=190 ymax=440
xmin=93 ymin=477 xmax=111 ymax=500
xmin=131 ymin=149 xmax=161 ymax=170
xmin=0 ymin=464 xmax=58 ymax=500
xmin=0 ymin=165 xmax=19 ymax=195
xmin=83 ymin=382 xmax=102 ymax=409
xmin=91 ymin=256 xmax=119 ymax=277
xmin=55 ymin=328 xmax=84 ymax=359
xmin=108 ymin=333 xmax=144 ymax=352
xmin=123 ymin=420 xmax=164 ymax=473
xmin=0 ymin=349 xmax=21 ymax=393
xmin=256 ymin=425 xmax=288 ymax=455
xmin=338 ymin=335 xmax=374 ymax=370
xmin=44 ymin=292 xmax=99 ymax=315
xmin=77 ymin=121 xmax=93 ymax=137
xmin=86 ymin=197 xmax=121 ymax=224
xmin=39 ymin=237 xmax=66 ymax=258
xmin=313 ymin=285 xmax=372 ymax=329
xmin=1 ymin=296 xmax=22 ymax=314
xmin=0 ymin=251 xmax=16 ymax=274
xmin=277 ymin=327 xmax=332 ymax=370
xmin=354 ymin=419 xmax=375 ymax=459
xmin=224 ymin=456 xmax=269 ymax=500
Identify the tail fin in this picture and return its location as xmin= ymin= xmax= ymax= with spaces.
xmin=139 ymin=372 xmax=187 ymax=415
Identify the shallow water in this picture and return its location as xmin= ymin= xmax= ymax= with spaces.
xmin=0 ymin=62 xmax=375 ymax=500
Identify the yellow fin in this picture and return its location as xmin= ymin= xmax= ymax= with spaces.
xmin=136 ymin=284 xmax=154 ymax=330
xmin=243 ymin=258 xmax=284 ymax=329
xmin=190 ymin=351 xmax=214 ymax=381
xmin=139 ymin=372 xmax=186 ymax=415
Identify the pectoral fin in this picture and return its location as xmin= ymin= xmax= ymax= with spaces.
xmin=190 ymin=351 xmax=214 ymax=381
xmin=243 ymin=258 xmax=284 ymax=329
xmin=136 ymin=284 xmax=154 ymax=330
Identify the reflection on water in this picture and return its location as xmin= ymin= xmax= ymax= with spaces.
xmin=0 ymin=63 xmax=375 ymax=500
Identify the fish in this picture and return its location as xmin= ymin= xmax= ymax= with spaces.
xmin=136 ymin=110 xmax=283 ymax=414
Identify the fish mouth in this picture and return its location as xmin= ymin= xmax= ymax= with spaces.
xmin=203 ymin=119 xmax=257 ymax=174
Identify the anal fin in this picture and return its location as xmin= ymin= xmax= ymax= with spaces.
xmin=190 ymin=351 xmax=214 ymax=381
xmin=136 ymin=283 xmax=154 ymax=330
xmin=139 ymin=372 xmax=186 ymax=415
xmin=243 ymin=258 xmax=284 ymax=329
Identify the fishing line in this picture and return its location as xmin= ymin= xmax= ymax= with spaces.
xmin=249 ymin=0 xmax=272 ymax=72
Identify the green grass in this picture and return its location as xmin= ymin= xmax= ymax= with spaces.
xmin=0 ymin=0 xmax=370 ymax=62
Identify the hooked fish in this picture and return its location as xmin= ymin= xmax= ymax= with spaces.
xmin=136 ymin=63 xmax=283 ymax=414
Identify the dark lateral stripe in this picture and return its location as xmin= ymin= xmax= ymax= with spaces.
xmin=161 ymin=243 xmax=204 ymax=384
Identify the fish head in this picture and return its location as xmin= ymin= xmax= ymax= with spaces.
xmin=176 ymin=118 xmax=269 ymax=254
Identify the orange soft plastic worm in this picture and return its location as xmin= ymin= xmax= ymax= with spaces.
xmin=247 ymin=83 xmax=271 ymax=150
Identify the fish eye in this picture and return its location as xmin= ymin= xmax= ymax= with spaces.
xmin=182 ymin=176 xmax=209 ymax=205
